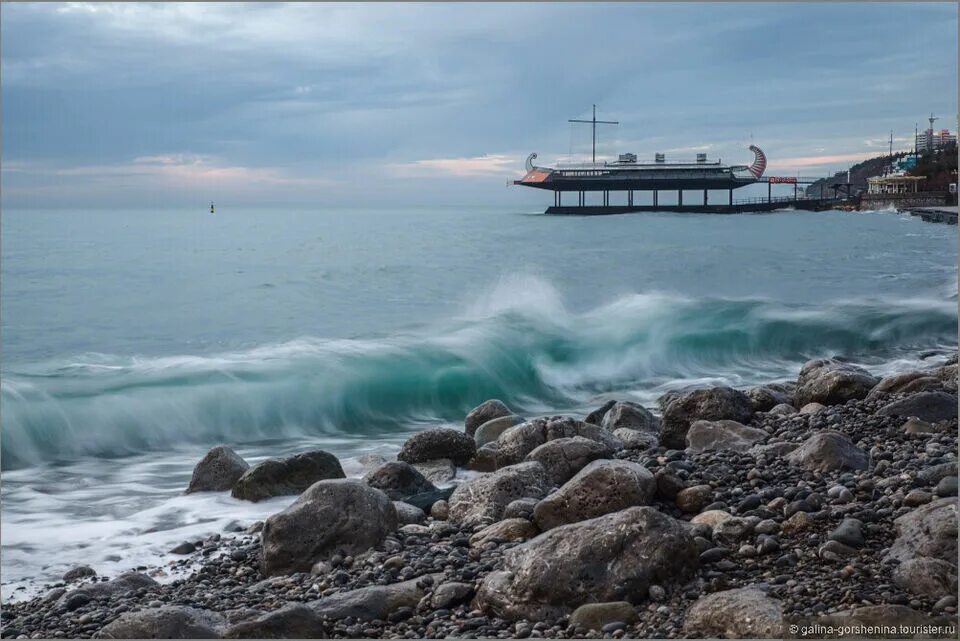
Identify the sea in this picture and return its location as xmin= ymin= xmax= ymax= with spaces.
xmin=1 ymin=206 xmax=957 ymax=600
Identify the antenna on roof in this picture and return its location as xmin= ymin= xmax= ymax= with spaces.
xmin=568 ymin=104 xmax=618 ymax=164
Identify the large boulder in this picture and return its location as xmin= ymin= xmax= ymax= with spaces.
xmin=524 ymin=436 xmax=613 ymax=485
xmin=533 ymin=460 xmax=656 ymax=530
xmin=600 ymin=401 xmax=658 ymax=433
xmin=473 ymin=507 xmax=699 ymax=620
xmin=231 ymin=451 xmax=345 ymax=502
xmin=95 ymin=606 xmax=225 ymax=639
xmin=363 ymin=462 xmax=436 ymax=500
xmin=495 ymin=416 xmax=621 ymax=467
xmin=877 ymin=392 xmax=958 ymax=423
xmin=885 ymin=498 xmax=958 ymax=598
xmin=868 ymin=371 xmax=948 ymax=399
xmin=745 ymin=386 xmax=793 ymax=412
xmin=794 ymin=358 xmax=878 ymax=407
xmin=58 ymin=573 xmax=158 ymax=610
xmin=659 ymin=387 xmax=753 ymax=449
xmin=309 ymin=575 xmax=440 ymax=621
xmin=186 ymin=445 xmax=250 ymax=493
xmin=683 ymin=587 xmax=783 ymax=639
xmin=447 ymin=462 xmax=551 ymax=527
xmin=260 ymin=479 xmax=397 ymax=576
xmin=584 ymin=400 xmax=617 ymax=426
xmin=465 ymin=400 xmax=513 ymax=437
xmin=474 ymin=415 xmax=525 ymax=447
xmin=221 ymin=604 xmax=323 ymax=639
xmin=685 ymin=419 xmax=767 ymax=453
xmin=785 ymin=431 xmax=869 ymax=472
xmin=397 ymin=428 xmax=476 ymax=466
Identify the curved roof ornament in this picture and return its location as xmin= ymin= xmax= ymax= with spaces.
xmin=525 ymin=153 xmax=539 ymax=171
xmin=747 ymin=145 xmax=767 ymax=178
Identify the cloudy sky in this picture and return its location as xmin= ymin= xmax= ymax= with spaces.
xmin=2 ymin=2 xmax=956 ymax=208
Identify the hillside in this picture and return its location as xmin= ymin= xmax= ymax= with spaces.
xmin=805 ymin=143 xmax=958 ymax=197
xmin=803 ymin=152 xmax=909 ymax=197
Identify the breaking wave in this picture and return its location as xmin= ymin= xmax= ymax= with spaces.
xmin=2 ymin=277 xmax=956 ymax=469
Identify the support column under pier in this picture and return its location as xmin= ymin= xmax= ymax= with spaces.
xmin=678 ymin=190 xmax=683 ymax=207
xmin=654 ymin=190 xmax=658 ymax=207
xmin=729 ymin=189 xmax=733 ymax=206
xmin=768 ymin=182 xmax=772 ymax=203
xmin=703 ymin=189 xmax=708 ymax=206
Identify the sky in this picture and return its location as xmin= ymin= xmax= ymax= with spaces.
xmin=2 ymin=2 xmax=957 ymax=209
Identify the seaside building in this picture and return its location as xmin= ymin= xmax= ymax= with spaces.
xmin=917 ymin=128 xmax=956 ymax=152
xmin=866 ymin=174 xmax=926 ymax=194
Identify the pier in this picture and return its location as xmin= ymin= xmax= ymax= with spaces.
xmin=902 ymin=205 xmax=958 ymax=224
xmin=538 ymin=177 xmax=841 ymax=215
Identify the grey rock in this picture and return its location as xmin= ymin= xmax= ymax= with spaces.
xmin=363 ymin=461 xmax=436 ymax=500
xmin=794 ymin=358 xmax=878 ymax=407
xmin=785 ymin=431 xmax=869 ymax=472
xmin=584 ymin=400 xmax=617 ymax=426
xmin=356 ymin=453 xmax=388 ymax=474
xmin=397 ymin=428 xmax=476 ymax=466
xmin=712 ymin=517 xmax=753 ymax=547
xmin=400 ymin=486 xmax=454 ymax=512
xmin=877 ymin=392 xmax=958 ymax=423
xmin=447 ymin=461 xmax=551 ymax=527
xmin=568 ymin=602 xmax=637 ymax=630
xmin=686 ymin=419 xmax=767 ymax=453
xmin=231 ymin=450 xmax=345 ymax=502
xmin=474 ymin=415 xmax=525 ymax=448
xmin=886 ymin=498 xmax=958 ymax=598
xmin=676 ymin=484 xmax=713 ymax=513
xmin=465 ymin=399 xmax=512 ymax=437
xmin=494 ymin=416 xmax=622 ymax=467
xmin=612 ymin=428 xmax=659 ymax=450
xmin=524 ymin=436 xmax=612 ymax=485
xmin=919 ymin=462 xmax=958 ymax=486
xmin=469 ymin=518 xmax=538 ymax=546
xmin=474 ymin=507 xmax=699 ymax=620
xmin=393 ymin=501 xmax=426 ymax=525
xmin=829 ymin=518 xmax=865 ymax=548
xmin=868 ymin=370 xmax=948 ymax=399
xmin=186 ymin=445 xmax=250 ymax=494
xmin=412 ymin=458 xmax=456 ymax=484
xmin=683 ymin=587 xmax=783 ymax=639
xmin=533 ymin=459 xmax=656 ymax=530
xmin=503 ymin=498 xmax=539 ymax=520
xmin=431 ymin=582 xmax=474 ymax=610
xmin=936 ymin=476 xmax=959 ymax=497
xmin=63 ymin=565 xmax=96 ymax=582
xmin=309 ymin=575 xmax=441 ymax=621
xmin=222 ymin=604 xmax=323 ymax=639
xmin=660 ymin=387 xmax=753 ymax=450
xmin=767 ymin=403 xmax=798 ymax=416
xmin=600 ymin=401 xmax=657 ymax=433
xmin=58 ymin=573 xmax=158 ymax=609
xmin=745 ymin=386 xmax=792 ymax=412
xmin=261 ymin=479 xmax=397 ymax=576
xmin=95 ymin=606 xmax=225 ymax=639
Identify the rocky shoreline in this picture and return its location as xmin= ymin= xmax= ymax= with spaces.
xmin=2 ymin=355 xmax=958 ymax=639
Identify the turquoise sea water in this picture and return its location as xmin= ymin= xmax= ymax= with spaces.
xmin=1 ymin=206 xmax=957 ymax=598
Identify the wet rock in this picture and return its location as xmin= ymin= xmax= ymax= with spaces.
xmin=676 ymin=485 xmax=714 ymax=513
xmin=878 ymin=391 xmax=959 ymax=423
xmin=363 ymin=461 xmax=436 ymax=500
xmin=886 ymin=498 xmax=958 ymax=598
xmin=397 ymin=428 xmax=476 ymax=466
xmin=936 ymin=476 xmax=958 ymax=497
xmin=868 ymin=370 xmax=948 ymax=399
xmin=430 ymin=582 xmax=474 ymax=610
xmin=231 ymin=450 xmax=345 ymax=502
xmin=169 ymin=542 xmax=197 ymax=555
xmin=447 ymin=461 xmax=551 ymax=527
xmin=95 ymin=606 xmax=225 ymax=639
xmin=399 ymin=486 xmax=454 ymax=512
xmin=393 ymin=501 xmax=426 ymax=525
xmin=261 ymin=479 xmax=397 ymax=576
xmin=524 ymin=436 xmax=612 ymax=485
xmin=660 ymin=387 xmax=753 ymax=449
xmin=412 ymin=458 xmax=456 ymax=484
xmin=186 ymin=445 xmax=250 ymax=494
xmin=584 ymin=400 xmax=617 ymax=426
xmin=357 ymin=453 xmax=388 ymax=474
xmin=495 ymin=416 xmax=622 ymax=467
xmin=309 ymin=575 xmax=441 ymax=621
xmin=533 ymin=460 xmax=655 ymax=530
xmin=465 ymin=399 xmax=512 ymax=437
xmin=685 ymin=419 xmax=767 ymax=453
xmin=469 ymin=518 xmax=538 ymax=546
xmin=222 ymin=604 xmax=323 ymax=639
xmin=569 ymin=602 xmax=637 ymax=631
xmin=474 ymin=507 xmax=699 ymax=620
xmin=745 ymin=386 xmax=792 ymax=412
xmin=785 ymin=431 xmax=869 ymax=472
xmin=829 ymin=518 xmax=865 ymax=548
xmin=612 ymin=428 xmax=659 ymax=450
xmin=683 ymin=587 xmax=783 ymax=638
xmin=62 ymin=565 xmax=96 ymax=582
xmin=58 ymin=573 xmax=158 ymax=609
xmin=794 ymin=358 xmax=878 ymax=407
xmin=474 ymin=415 xmax=525 ymax=448
xmin=466 ymin=443 xmax=499 ymax=471
xmin=600 ymin=401 xmax=657 ymax=433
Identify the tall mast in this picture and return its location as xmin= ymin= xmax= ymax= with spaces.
xmin=569 ymin=104 xmax=619 ymax=164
